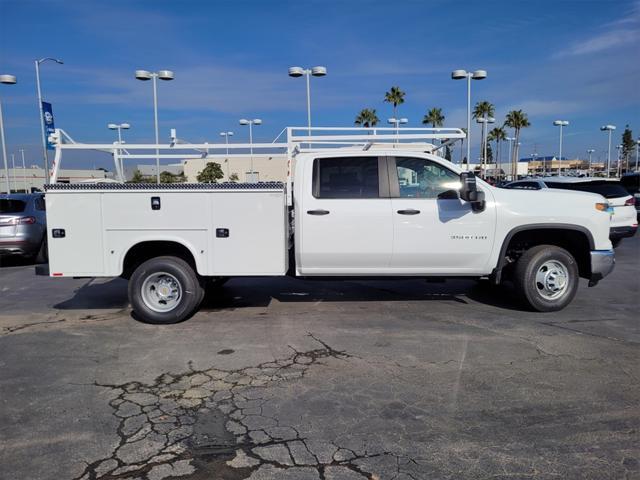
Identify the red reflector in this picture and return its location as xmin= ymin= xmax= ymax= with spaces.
xmin=52 ymin=273 xmax=63 ymax=277
xmin=624 ymin=197 xmax=635 ymax=206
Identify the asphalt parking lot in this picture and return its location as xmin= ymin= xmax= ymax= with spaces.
xmin=0 ymin=236 xmax=638 ymax=480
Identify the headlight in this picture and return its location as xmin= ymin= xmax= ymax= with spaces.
xmin=595 ymin=202 xmax=613 ymax=214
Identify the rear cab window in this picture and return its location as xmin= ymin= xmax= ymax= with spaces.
xmin=0 ymin=199 xmax=27 ymax=213
xmin=312 ymin=157 xmax=383 ymax=198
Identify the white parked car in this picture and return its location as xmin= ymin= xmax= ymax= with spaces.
xmin=38 ymin=127 xmax=616 ymax=323
xmin=504 ymin=177 xmax=637 ymax=247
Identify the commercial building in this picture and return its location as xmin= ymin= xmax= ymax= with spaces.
xmin=183 ymin=154 xmax=288 ymax=183
xmin=520 ymin=156 xmax=605 ymax=175
xmin=0 ymin=167 xmax=110 ymax=193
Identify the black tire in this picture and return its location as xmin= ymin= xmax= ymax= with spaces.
xmin=35 ymin=236 xmax=48 ymax=264
xmin=513 ymin=245 xmax=579 ymax=312
xmin=611 ymin=238 xmax=622 ymax=248
xmin=128 ymin=256 xmax=204 ymax=324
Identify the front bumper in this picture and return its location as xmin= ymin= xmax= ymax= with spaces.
xmin=589 ymin=249 xmax=615 ymax=286
xmin=609 ymin=225 xmax=638 ymax=240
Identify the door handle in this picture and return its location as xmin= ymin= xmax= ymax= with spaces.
xmin=307 ymin=209 xmax=330 ymax=215
xmin=397 ymin=209 xmax=420 ymax=215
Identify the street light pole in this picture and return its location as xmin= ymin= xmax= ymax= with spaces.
xmin=387 ymin=117 xmax=408 ymax=143
xmin=35 ymin=58 xmax=63 ymax=184
xmin=20 ymin=148 xmax=27 ymax=192
xmin=288 ymin=66 xmax=327 ymax=136
xmin=239 ymin=119 xmax=262 ymax=179
xmin=220 ymin=131 xmax=234 ymax=177
xmin=615 ymin=144 xmax=623 ymax=177
xmin=600 ymin=125 xmax=616 ymax=178
xmin=553 ymin=120 xmax=569 ymax=176
xmin=505 ymin=137 xmax=515 ymax=180
xmin=11 ymin=153 xmax=16 ymax=192
xmin=476 ymin=116 xmax=494 ymax=178
xmin=587 ymin=149 xmax=595 ymax=176
xmin=452 ymin=69 xmax=487 ymax=171
xmin=135 ymin=69 xmax=174 ymax=184
xmin=108 ymin=123 xmax=130 ymax=181
xmin=0 ymin=74 xmax=17 ymax=194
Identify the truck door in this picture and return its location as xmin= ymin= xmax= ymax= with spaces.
xmin=298 ymin=156 xmax=393 ymax=274
xmin=389 ymin=156 xmax=496 ymax=273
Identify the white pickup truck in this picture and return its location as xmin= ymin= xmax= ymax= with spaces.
xmin=40 ymin=127 xmax=615 ymax=323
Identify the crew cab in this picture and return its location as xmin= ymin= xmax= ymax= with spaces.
xmin=39 ymin=127 xmax=616 ymax=323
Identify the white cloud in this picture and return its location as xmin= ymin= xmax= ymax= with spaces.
xmin=555 ymin=1 xmax=640 ymax=57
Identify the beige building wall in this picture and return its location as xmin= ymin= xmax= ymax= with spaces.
xmin=184 ymin=154 xmax=289 ymax=183
xmin=1 ymin=167 xmax=109 ymax=194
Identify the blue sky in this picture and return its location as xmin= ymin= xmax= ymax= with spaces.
xmin=1 ymin=0 xmax=639 ymax=169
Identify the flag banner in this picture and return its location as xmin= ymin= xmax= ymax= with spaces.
xmin=42 ymin=101 xmax=56 ymax=150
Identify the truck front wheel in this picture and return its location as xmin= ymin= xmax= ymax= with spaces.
xmin=129 ymin=256 xmax=204 ymax=324
xmin=513 ymin=245 xmax=579 ymax=312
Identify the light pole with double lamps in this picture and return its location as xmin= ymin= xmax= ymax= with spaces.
xmin=239 ymin=119 xmax=262 ymax=181
xmin=220 ymin=131 xmax=234 ymax=177
xmin=108 ymin=123 xmax=130 ymax=180
xmin=288 ymin=66 xmax=327 ymax=136
xmin=135 ymin=69 xmax=175 ymax=183
xmin=451 ymin=69 xmax=487 ymax=170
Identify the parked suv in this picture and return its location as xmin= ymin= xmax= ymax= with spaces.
xmin=504 ymin=177 xmax=637 ymax=247
xmin=0 ymin=193 xmax=48 ymax=262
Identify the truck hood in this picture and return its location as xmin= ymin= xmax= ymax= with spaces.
xmin=488 ymin=186 xmax=612 ymax=250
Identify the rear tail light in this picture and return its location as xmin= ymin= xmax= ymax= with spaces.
xmin=624 ymin=197 xmax=635 ymax=206
xmin=3 ymin=216 xmax=36 ymax=225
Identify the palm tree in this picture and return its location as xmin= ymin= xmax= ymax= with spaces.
xmin=422 ymin=107 xmax=445 ymax=128
xmin=384 ymin=86 xmax=406 ymax=119
xmin=472 ymin=101 xmax=495 ymax=120
xmin=504 ymin=110 xmax=531 ymax=179
xmin=487 ymin=126 xmax=507 ymax=174
xmin=472 ymin=101 xmax=495 ymax=170
xmin=354 ymin=108 xmax=380 ymax=128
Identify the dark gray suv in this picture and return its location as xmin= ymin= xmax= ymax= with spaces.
xmin=0 ymin=193 xmax=48 ymax=263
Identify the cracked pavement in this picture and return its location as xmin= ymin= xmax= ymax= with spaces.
xmin=0 ymin=235 xmax=638 ymax=480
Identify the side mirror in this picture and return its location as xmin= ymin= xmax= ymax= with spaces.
xmin=459 ymin=172 xmax=478 ymax=202
xmin=459 ymin=172 xmax=486 ymax=212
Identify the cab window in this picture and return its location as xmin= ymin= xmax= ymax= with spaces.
xmin=394 ymin=157 xmax=459 ymax=198
xmin=313 ymin=157 xmax=380 ymax=199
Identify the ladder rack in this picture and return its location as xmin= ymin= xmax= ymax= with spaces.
xmin=48 ymin=126 xmax=466 ymax=205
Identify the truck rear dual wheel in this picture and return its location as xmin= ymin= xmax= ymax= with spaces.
xmin=129 ymin=256 xmax=204 ymax=324
xmin=513 ymin=245 xmax=579 ymax=312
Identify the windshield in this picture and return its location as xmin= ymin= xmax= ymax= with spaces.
xmin=545 ymin=181 xmax=629 ymax=199
xmin=0 ymin=199 xmax=27 ymax=213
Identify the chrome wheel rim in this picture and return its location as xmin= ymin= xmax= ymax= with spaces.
xmin=141 ymin=272 xmax=182 ymax=313
xmin=535 ymin=260 xmax=569 ymax=300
